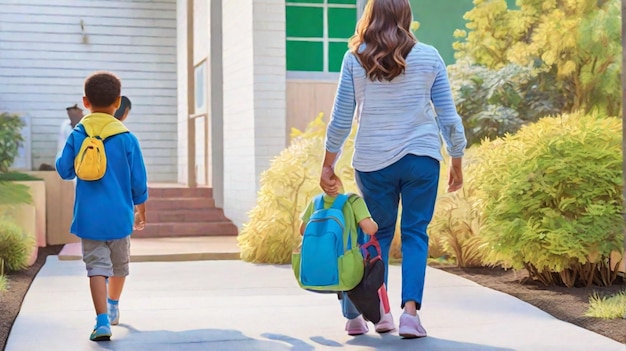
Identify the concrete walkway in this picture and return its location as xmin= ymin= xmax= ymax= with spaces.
xmin=5 ymin=257 xmax=625 ymax=351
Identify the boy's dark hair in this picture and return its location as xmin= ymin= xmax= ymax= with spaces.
xmin=114 ymin=96 xmax=132 ymax=119
xmin=84 ymin=71 xmax=121 ymax=108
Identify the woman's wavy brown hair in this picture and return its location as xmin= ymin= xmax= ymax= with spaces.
xmin=349 ymin=0 xmax=417 ymax=82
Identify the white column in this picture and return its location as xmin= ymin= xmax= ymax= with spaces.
xmin=221 ymin=0 xmax=287 ymax=228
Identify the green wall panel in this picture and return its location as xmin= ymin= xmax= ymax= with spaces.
xmin=328 ymin=0 xmax=357 ymax=4
xmin=329 ymin=41 xmax=349 ymax=72
xmin=287 ymin=41 xmax=324 ymax=71
xmin=328 ymin=7 xmax=357 ymax=39
xmin=286 ymin=5 xmax=323 ymax=38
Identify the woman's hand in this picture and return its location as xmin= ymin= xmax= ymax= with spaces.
xmin=320 ymin=166 xmax=342 ymax=196
xmin=447 ymin=157 xmax=463 ymax=192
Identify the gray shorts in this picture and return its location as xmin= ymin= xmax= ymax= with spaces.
xmin=81 ymin=237 xmax=131 ymax=277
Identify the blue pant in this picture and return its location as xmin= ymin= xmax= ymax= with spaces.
xmin=355 ymin=154 xmax=439 ymax=310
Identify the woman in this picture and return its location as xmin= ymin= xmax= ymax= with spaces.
xmin=320 ymin=0 xmax=466 ymax=339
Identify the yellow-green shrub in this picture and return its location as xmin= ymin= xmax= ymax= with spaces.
xmin=585 ymin=290 xmax=626 ymax=319
xmin=0 ymin=220 xmax=34 ymax=271
xmin=454 ymin=0 xmax=621 ymax=116
xmin=428 ymin=183 xmax=485 ymax=267
xmin=472 ymin=111 xmax=624 ymax=287
xmin=427 ymin=148 xmax=488 ymax=267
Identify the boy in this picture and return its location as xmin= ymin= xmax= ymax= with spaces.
xmin=299 ymin=178 xmax=394 ymax=336
xmin=56 ymin=71 xmax=148 ymax=342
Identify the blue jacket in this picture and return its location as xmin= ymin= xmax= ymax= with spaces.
xmin=56 ymin=113 xmax=148 ymax=241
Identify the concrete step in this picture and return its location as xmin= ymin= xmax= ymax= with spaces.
xmin=132 ymin=221 xmax=238 ymax=238
xmin=58 ymin=236 xmax=240 ymax=262
xmin=147 ymin=208 xmax=227 ymax=223
xmin=147 ymin=197 xmax=216 ymax=211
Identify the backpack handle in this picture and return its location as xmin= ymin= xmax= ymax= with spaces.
xmin=360 ymin=235 xmax=382 ymax=262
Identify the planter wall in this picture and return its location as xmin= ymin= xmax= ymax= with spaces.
xmin=13 ymin=180 xmax=46 ymax=247
xmin=26 ymin=171 xmax=77 ymax=246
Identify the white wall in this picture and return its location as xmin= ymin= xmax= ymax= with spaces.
xmin=0 ymin=0 xmax=178 ymax=182
xmin=221 ymin=0 xmax=286 ymax=227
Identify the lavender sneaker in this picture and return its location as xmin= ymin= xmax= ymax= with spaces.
xmin=345 ymin=315 xmax=369 ymax=336
xmin=374 ymin=304 xmax=395 ymax=333
xmin=399 ymin=312 xmax=427 ymax=339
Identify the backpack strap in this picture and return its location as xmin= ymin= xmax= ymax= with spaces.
xmin=330 ymin=194 xmax=349 ymax=211
xmin=313 ymin=194 xmax=325 ymax=211
xmin=328 ymin=193 xmax=360 ymax=251
xmin=100 ymin=119 xmax=129 ymax=139
xmin=80 ymin=113 xmax=129 ymax=139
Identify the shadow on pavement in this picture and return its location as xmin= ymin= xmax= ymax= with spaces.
xmin=346 ymin=333 xmax=517 ymax=351
xmin=84 ymin=324 xmax=296 ymax=351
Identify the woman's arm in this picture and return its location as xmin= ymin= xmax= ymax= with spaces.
xmin=324 ymin=51 xmax=357 ymax=165
xmin=430 ymin=54 xmax=467 ymax=159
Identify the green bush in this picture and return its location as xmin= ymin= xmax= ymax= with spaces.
xmin=0 ymin=113 xmax=25 ymax=174
xmin=0 ymin=182 xmax=32 ymax=208
xmin=448 ymin=60 xmax=564 ymax=145
xmin=472 ymin=111 xmax=624 ymax=287
xmin=0 ymin=220 xmax=35 ymax=271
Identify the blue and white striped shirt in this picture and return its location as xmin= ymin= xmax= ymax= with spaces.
xmin=325 ymin=43 xmax=467 ymax=172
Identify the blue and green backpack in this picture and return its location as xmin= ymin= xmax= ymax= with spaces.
xmin=292 ymin=193 xmax=365 ymax=292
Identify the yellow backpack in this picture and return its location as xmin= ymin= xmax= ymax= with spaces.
xmin=74 ymin=113 xmax=129 ymax=181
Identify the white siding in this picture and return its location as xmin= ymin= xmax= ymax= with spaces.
xmin=176 ymin=0 xmax=189 ymax=184
xmin=0 ymin=0 xmax=178 ymax=182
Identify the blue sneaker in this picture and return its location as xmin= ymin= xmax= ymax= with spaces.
xmin=108 ymin=301 xmax=120 ymax=325
xmin=90 ymin=325 xmax=112 ymax=341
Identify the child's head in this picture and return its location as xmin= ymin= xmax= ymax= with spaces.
xmin=114 ymin=96 xmax=132 ymax=121
xmin=82 ymin=71 xmax=122 ymax=115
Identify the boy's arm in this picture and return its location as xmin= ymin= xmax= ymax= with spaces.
xmin=358 ymin=218 xmax=378 ymax=236
xmin=55 ymin=131 xmax=77 ymax=180
xmin=128 ymin=135 xmax=148 ymax=206
xmin=350 ymin=195 xmax=378 ymax=236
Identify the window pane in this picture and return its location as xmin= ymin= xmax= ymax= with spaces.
xmin=328 ymin=41 xmax=349 ymax=72
xmin=286 ymin=6 xmax=324 ymax=38
xmin=328 ymin=7 xmax=357 ymax=39
xmin=287 ymin=41 xmax=324 ymax=71
xmin=328 ymin=0 xmax=356 ymax=4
